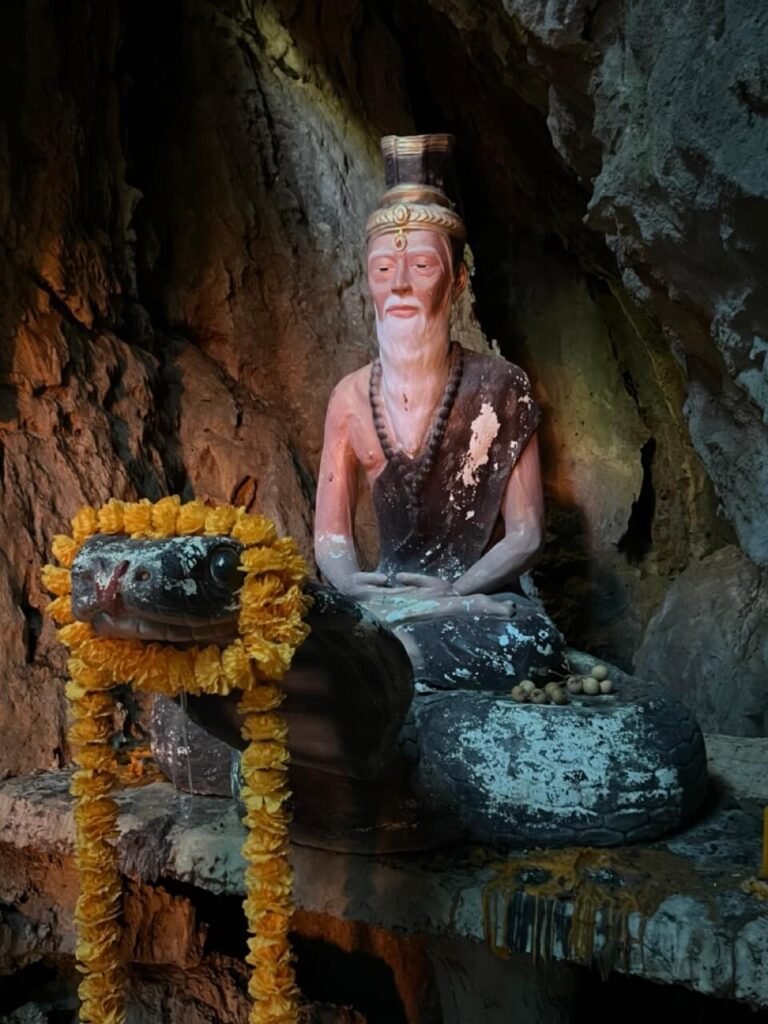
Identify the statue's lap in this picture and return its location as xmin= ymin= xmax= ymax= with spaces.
xmin=363 ymin=591 xmax=568 ymax=691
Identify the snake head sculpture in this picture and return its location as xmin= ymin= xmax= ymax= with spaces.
xmin=71 ymin=535 xmax=243 ymax=645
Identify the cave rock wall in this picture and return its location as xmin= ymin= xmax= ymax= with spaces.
xmin=1 ymin=0 xmax=766 ymax=779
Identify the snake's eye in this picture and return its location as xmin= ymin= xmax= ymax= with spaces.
xmin=208 ymin=546 xmax=241 ymax=588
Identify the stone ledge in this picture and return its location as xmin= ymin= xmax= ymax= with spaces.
xmin=0 ymin=738 xmax=766 ymax=1008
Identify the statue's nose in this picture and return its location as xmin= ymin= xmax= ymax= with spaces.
xmin=392 ymin=260 xmax=411 ymax=293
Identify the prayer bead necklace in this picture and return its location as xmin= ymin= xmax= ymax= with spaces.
xmin=369 ymin=342 xmax=464 ymax=532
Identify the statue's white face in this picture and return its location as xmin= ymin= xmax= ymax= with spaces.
xmin=367 ymin=229 xmax=456 ymax=350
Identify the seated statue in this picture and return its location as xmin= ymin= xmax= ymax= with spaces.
xmin=314 ymin=134 xmax=566 ymax=690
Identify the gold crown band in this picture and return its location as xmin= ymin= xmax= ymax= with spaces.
xmin=365 ymin=201 xmax=466 ymax=243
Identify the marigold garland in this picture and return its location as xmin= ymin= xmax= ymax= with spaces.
xmin=42 ymin=496 xmax=312 ymax=1024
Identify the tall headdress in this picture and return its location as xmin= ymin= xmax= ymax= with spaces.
xmin=366 ymin=134 xmax=466 ymax=253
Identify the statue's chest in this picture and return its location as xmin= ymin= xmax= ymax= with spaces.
xmin=386 ymin=404 xmax=436 ymax=458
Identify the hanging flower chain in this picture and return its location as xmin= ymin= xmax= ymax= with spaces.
xmin=42 ymin=496 xmax=312 ymax=1024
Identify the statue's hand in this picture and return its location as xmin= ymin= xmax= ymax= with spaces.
xmin=390 ymin=575 xmax=516 ymax=621
xmin=393 ymin=573 xmax=455 ymax=596
xmin=343 ymin=571 xmax=405 ymax=600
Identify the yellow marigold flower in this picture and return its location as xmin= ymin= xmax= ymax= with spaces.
xmin=246 ymin=992 xmax=297 ymax=1020
xmin=77 ymin=871 xmax=122 ymax=900
xmin=41 ymin=564 xmax=71 ymax=597
xmin=193 ymin=646 xmax=225 ymax=693
xmin=231 ymin=514 xmax=278 ymax=547
xmin=76 ymin=845 xmax=120 ymax=874
xmin=73 ymin=790 xmax=117 ymax=815
xmin=238 ymin=684 xmax=284 ymax=714
xmin=74 ymin=745 xmax=119 ymax=772
xmin=76 ymin=879 xmax=122 ymax=914
xmin=242 ymin=803 xmax=291 ymax=832
xmin=245 ymin=909 xmax=291 ymax=940
xmin=242 ymin=817 xmax=289 ymax=842
xmin=241 ymin=741 xmax=289 ymax=772
xmin=70 ymin=771 xmax=115 ymax=798
xmin=150 ymin=495 xmax=180 ymax=537
xmin=240 ymin=712 xmax=288 ymax=744
xmin=167 ymin=648 xmax=196 ymax=690
xmin=65 ymin=679 xmax=87 ymax=703
xmin=69 ymin=717 xmax=113 ymax=745
xmin=108 ymin=640 xmax=146 ymax=680
xmin=204 ymin=506 xmax=238 ymax=536
xmin=241 ymin=830 xmax=285 ymax=855
xmin=240 ymin=769 xmax=287 ymax=796
xmin=240 ymin=547 xmax=288 ymax=575
xmin=78 ymin=986 xmax=124 ymax=1024
xmin=97 ymin=500 xmax=126 ymax=535
xmin=58 ymin=620 xmax=95 ymax=650
xmin=47 ymin=595 xmax=75 ymax=624
xmin=273 ymin=537 xmax=309 ymax=583
xmin=243 ymin=879 xmax=293 ymax=907
xmin=75 ymin=921 xmax=122 ymax=963
xmin=69 ymin=707 xmax=112 ymax=726
xmin=246 ymin=934 xmax=288 ymax=959
xmin=77 ymin=638 xmax=122 ymax=670
xmin=122 ymin=499 xmax=153 ymax=535
xmin=222 ymin=640 xmax=253 ymax=688
xmin=71 ymin=505 xmax=98 ymax=544
xmin=243 ymin=880 xmax=293 ymax=907
xmin=241 ymin=791 xmax=291 ymax=815
xmin=270 ymin=587 xmax=311 ymax=618
xmin=241 ymin=572 xmax=284 ymax=603
xmin=176 ymin=500 xmax=209 ymax=535
xmin=244 ymin=857 xmax=293 ymax=886
xmin=132 ymin=648 xmax=173 ymax=691
xmin=238 ymin=607 xmax=276 ymax=637
xmin=74 ymin=823 xmax=118 ymax=847
xmin=68 ymin=689 xmax=114 ymax=717
xmin=251 ymin=962 xmax=296 ymax=997
xmin=51 ymin=533 xmax=80 ymax=568
xmin=68 ymin=659 xmax=113 ymax=690
xmin=243 ymin=637 xmax=291 ymax=680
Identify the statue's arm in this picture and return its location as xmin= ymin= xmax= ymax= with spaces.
xmin=452 ymin=433 xmax=544 ymax=596
xmin=314 ymin=381 xmax=392 ymax=599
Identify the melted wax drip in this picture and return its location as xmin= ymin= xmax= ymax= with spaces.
xmin=481 ymin=847 xmax=703 ymax=975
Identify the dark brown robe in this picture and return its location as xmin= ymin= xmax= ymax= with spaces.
xmin=373 ymin=347 xmax=541 ymax=581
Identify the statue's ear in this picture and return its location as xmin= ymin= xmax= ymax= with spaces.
xmin=452 ymin=262 xmax=468 ymax=302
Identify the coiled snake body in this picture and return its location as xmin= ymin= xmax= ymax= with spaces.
xmin=72 ymin=535 xmax=708 ymax=852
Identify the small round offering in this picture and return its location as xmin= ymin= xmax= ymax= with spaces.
xmin=599 ymin=678 xmax=614 ymax=694
xmin=582 ymin=676 xmax=600 ymax=696
xmin=590 ymin=664 xmax=609 ymax=682
xmin=550 ymin=686 xmax=568 ymax=705
xmin=566 ymin=677 xmax=583 ymax=695
xmin=530 ymin=688 xmax=549 ymax=704
xmin=510 ymin=685 xmax=527 ymax=702
xmin=519 ymin=679 xmax=536 ymax=694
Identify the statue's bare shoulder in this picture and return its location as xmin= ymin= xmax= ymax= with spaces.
xmin=325 ymin=363 xmax=374 ymax=437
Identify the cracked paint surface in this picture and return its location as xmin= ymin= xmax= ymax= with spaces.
xmin=460 ymin=402 xmax=500 ymax=487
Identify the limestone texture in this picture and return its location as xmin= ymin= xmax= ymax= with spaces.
xmin=706 ymin=734 xmax=768 ymax=818
xmin=1 ymin=0 xmax=766 ymax=774
xmin=635 ymin=546 xmax=768 ymax=737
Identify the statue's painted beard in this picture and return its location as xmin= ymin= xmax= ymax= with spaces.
xmin=374 ymin=303 xmax=452 ymax=361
